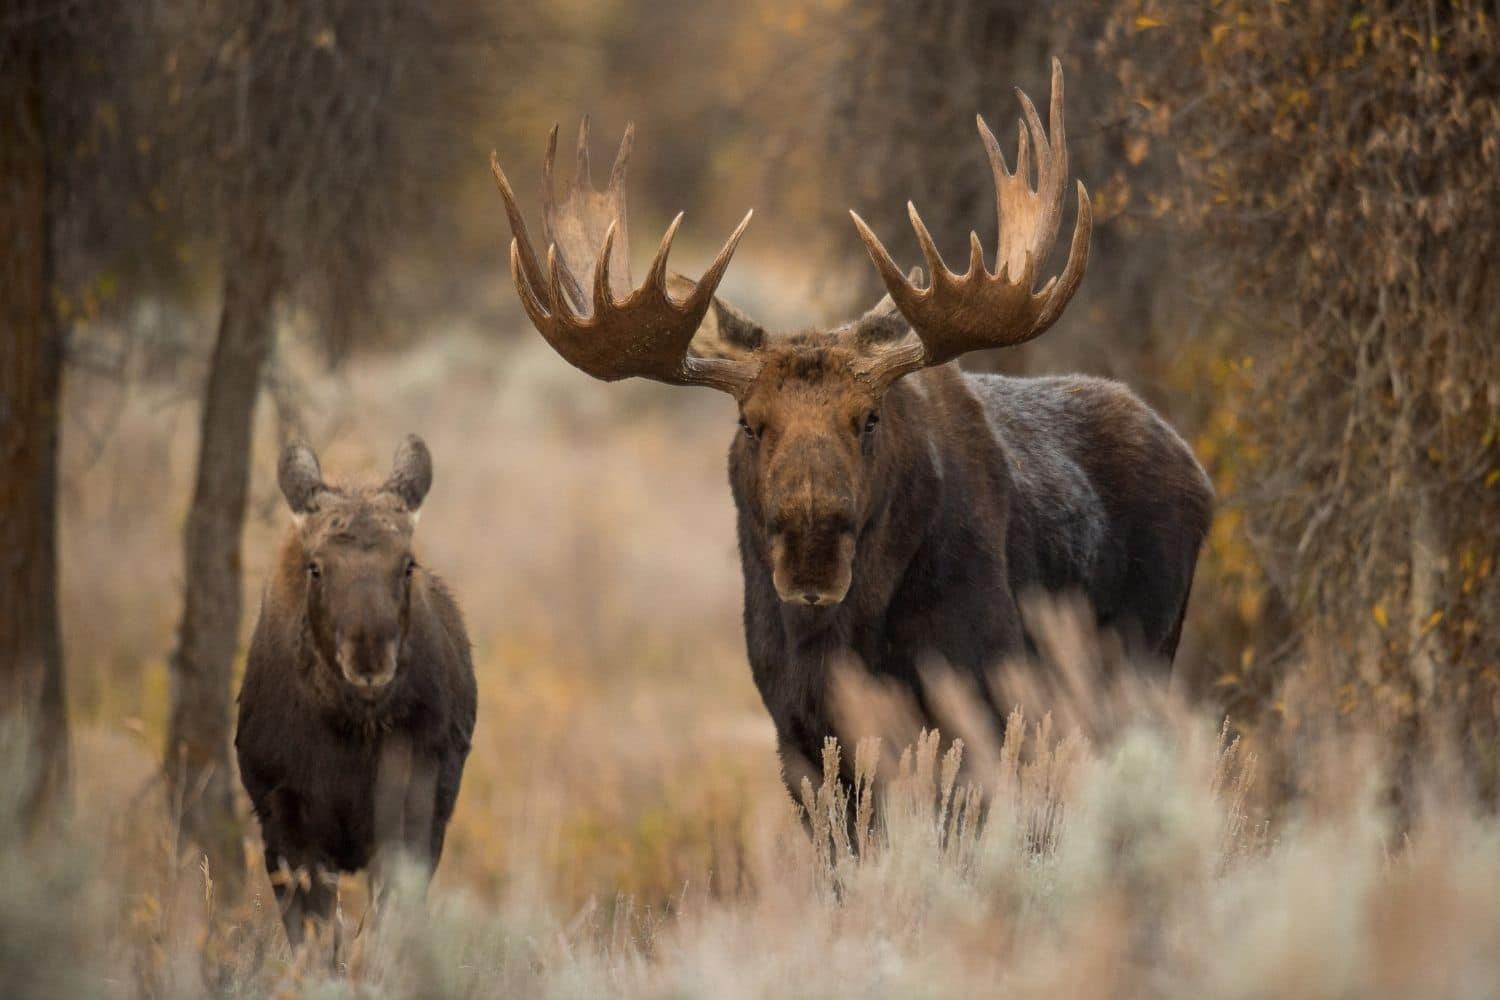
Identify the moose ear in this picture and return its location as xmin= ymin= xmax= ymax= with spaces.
xmin=707 ymin=296 xmax=767 ymax=351
xmin=278 ymin=441 xmax=325 ymax=515
xmin=386 ymin=434 xmax=433 ymax=512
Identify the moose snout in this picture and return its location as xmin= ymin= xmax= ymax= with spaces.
xmin=770 ymin=525 xmax=855 ymax=608
xmin=337 ymin=630 xmax=399 ymax=696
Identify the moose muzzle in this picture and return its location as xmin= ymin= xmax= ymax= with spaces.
xmin=770 ymin=525 xmax=855 ymax=607
xmin=338 ymin=628 xmax=399 ymax=697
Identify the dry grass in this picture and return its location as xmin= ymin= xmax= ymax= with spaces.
xmin=21 ymin=328 xmax=1500 ymax=998
xmin=17 ymin=643 xmax=1500 ymax=999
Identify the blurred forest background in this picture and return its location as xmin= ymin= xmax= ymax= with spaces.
xmin=2 ymin=0 xmax=1499 ymax=994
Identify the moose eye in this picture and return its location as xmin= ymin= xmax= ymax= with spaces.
xmin=863 ymin=412 xmax=880 ymax=435
xmin=404 ymin=559 xmax=416 ymax=578
xmin=307 ymin=561 xmax=322 ymax=579
xmin=739 ymin=415 xmax=757 ymax=440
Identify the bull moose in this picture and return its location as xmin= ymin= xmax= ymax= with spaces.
xmin=236 ymin=436 xmax=476 ymax=948
xmin=489 ymin=61 xmax=1212 ymax=801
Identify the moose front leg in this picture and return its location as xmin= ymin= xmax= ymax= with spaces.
xmin=263 ymin=844 xmax=339 ymax=954
xmin=256 ymin=787 xmax=340 ymax=958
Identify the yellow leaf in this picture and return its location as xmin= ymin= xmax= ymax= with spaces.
xmin=1485 ymin=469 xmax=1500 ymax=488
xmin=1422 ymin=610 xmax=1444 ymax=635
xmin=1373 ymin=603 xmax=1389 ymax=629
xmin=1135 ymin=15 xmax=1165 ymax=29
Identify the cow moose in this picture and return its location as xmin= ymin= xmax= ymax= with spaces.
xmin=489 ymin=61 xmax=1212 ymax=802
xmin=236 ymin=436 xmax=477 ymax=948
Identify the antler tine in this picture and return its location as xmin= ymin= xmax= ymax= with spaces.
xmin=1035 ymin=179 xmax=1092 ymax=330
xmin=645 ymin=212 xmax=685 ymax=292
xmin=490 ymin=152 xmax=548 ymax=301
xmin=609 ymin=122 xmax=634 ymax=192
xmin=849 ymin=60 xmax=1092 ymax=387
xmin=685 ymin=210 xmax=755 ymax=313
xmin=979 ymin=114 xmax=1010 ymax=181
xmin=542 ymin=124 xmax=559 ymax=220
xmin=907 ymin=202 xmax=950 ymax=286
xmin=1016 ymin=87 xmax=1047 ymax=173
xmin=594 ymin=221 xmax=618 ymax=314
xmin=1022 ymin=58 xmax=1067 ymax=260
xmin=539 ymin=125 xmax=586 ymax=310
xmin=849 ymin=210 xmax=919 ymax=305
xmin=1048 ymin=57 xmax=1068 ymax=184
xmin=545 ymin=244 xmax=576 ymax=323
xmin=508 ymin=241 xmax=548 ymax=330
xmin=852 ymin=211 xmax=930 ymax=320
xmin=967 ymin=231 xmax=986 ymax=278
xmin=1014 ymin=116 xmax=1031 ymax=187
xmin=491 ymin=122 xmax=761 ymax=396
xmin=575 ymin=115 xmax=592 ymax=187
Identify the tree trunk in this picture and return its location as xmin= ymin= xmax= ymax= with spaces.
xmin=166 ymin=229 xmax=281 ymax=889
xmin=0 ymin=22 xmax=69 ymax=826
xmin=1407 ymin=486 xmax=1442 ymax=703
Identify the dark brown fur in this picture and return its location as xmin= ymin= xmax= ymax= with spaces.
xmin=725 ymin=330 xmax=1213 ymax=801
xmin=235 ymin=438 xmax=476 ymax=948
xmin=490 ymin=106 xmax=1209 ymax=811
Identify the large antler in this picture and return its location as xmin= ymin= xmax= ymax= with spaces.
xmin=849 ymin=59 xmax=1092 ymax=387
xmin=490 ymin=119 xmax=758 ymax=395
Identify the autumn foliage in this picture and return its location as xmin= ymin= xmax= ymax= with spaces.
xmin=3 ymin=0 xmax=1500 ymax=994
xmin=1096 ymin=2 xmax=1500 ymax=770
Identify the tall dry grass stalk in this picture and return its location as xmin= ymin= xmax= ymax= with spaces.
xmin=9 ymin=597 xmax=1500 ymax=997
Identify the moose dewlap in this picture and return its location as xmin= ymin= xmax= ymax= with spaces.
xmin=490 ymin=60 xmax=1213 ymax=806
xmin=235 ymin=436 xmax=476 ymax=948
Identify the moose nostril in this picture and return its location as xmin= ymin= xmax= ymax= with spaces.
xmin=802 ymin=592 xmax=820 ymax=606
